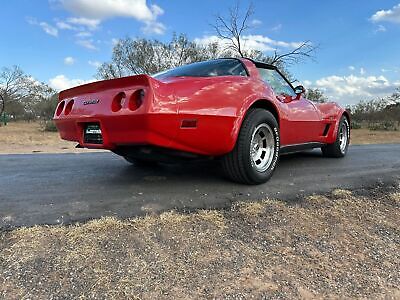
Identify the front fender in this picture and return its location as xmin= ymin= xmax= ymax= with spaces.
xmin=317 ymin=102 xmax=348 ymax=144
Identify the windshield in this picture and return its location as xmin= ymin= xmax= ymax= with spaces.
xmin=153 ymin=59 xmax=248 ymax=79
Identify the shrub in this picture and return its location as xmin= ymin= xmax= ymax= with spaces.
xmin=41 ymin=120 xmax=58 ymax=132
xmin=368 ymin=121 xmax=397 ymax=131
xmin=351 ymin=120 xmax=362 ymax=129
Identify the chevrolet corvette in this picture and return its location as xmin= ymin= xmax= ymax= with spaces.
xmin=54 ymin=58 xmax=350 ymax=184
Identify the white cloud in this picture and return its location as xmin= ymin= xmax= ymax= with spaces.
xmin=246 ymin=35 xmax=303 ymax=49
xmin=360 ymin=67 xmax=366 ymax=75
xmin=111 ymin=38 xmax=119 ymax=46
xmin=381 ymin=67 xmax=400 ymax=73
xmin=88 ymin=60 xmax=101 ymax=68
xmin=371 ymin=4 xmax=400 ymax=23
xmin=56 ymin=20 xmax=76 ymax=30
xmin=75 ymin=31 xmax=92 ymax=38
xmin=303 ymin=80 xmax=312 ymax=86
xmin=57 ymin=0 xmax=165 ymax=34
xmin=56 ymin=18 xmax=97 ymax=33
xmin=251 ymin=19 xmax=262 ymax=26
xmin=306 ymin=74 xmax=400 ymax=105
xmin=49 ymin=75 xmax=94 ymax=90
xmin=76 ymin=39 xmax=98 ymax=50
xmin=64 ymin=56 xmax=75 ymax=65
xmin=348 ymin=66 xmax=355 ymax=71
xmin=374 ymin=24 xmax=387 ymax=33
xmin=59 ymin=0 xmax=162 ymax=21
xmin=67 ymin=17 xmax=101 ymax=30
xmin=141 ymin=21 xmax=166 ymax=35
xmin=39 ymin=22 xmax=59 ymax=37
xmin=194 ymin=35 xmax=222 ymax=45
xmin=270 ymin=24 xmax=282 ymax=32
xmin=194 ymin=34 xmax=303 ymax=53
xmin=27 ymin=18 xmax=58 ymax=37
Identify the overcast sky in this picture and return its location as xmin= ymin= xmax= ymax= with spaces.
xmin=1 ymin=0 xmax=400 ymax=105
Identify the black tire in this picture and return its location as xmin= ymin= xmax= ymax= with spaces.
xmin=123 ymin=156 xmax=158 ymax=167
xmin=222 ymin=109 xmax=280 ymax=184
xmin=321 ymin=116 xmax=350 ymax=158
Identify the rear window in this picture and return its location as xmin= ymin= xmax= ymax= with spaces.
xmin=153 ymin=59 xmax=248 ymax=79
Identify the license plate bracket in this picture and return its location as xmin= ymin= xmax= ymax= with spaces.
xmin=84 ymin=123 xmax=103 ymax=144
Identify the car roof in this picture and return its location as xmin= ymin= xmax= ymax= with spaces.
xmin=241 ymin=57 xmax=277 ymax=70
xmin=212 ymin=57 xmax=277 ymax=71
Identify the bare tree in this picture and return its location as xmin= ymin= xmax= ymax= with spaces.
xmin=269 ymin=41 xmax=316 ymax=66
xmin=212 ymin=1 xmax=317 ymax=66
xmin=212 ymin=2 xmax=254 ymax=58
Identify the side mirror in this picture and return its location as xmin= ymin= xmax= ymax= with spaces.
xmin=294 ymin=85 xmax=306 ymax=95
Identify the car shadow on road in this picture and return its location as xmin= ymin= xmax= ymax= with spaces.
xmin=114 ymin=149 xmax=326 ymax=186
xmin=118 ymin=159 xmax=227 ymax=184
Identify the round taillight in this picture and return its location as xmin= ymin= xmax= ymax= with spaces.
xmin=112 ymin=92 xmax=126 ymax=112
xmin=64 ymin=99 xmax=74 ymax=115
xmin=56 ymin=101 xmax=65 ymax=116
xmin=129 ymin=89 xmax=145 ymax=111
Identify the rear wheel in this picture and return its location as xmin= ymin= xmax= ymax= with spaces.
xmin=321 ymin=116 xmax=350 ymax=158
xmin=222 ymin=109 xmax=280 ymax=184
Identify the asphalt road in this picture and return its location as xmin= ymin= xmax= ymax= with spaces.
xmin=0 ymin=144 xmax=399 ymax=228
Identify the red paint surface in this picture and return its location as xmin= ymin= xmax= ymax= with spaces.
xmin=54 ymin=58 xmax=348 ymax=156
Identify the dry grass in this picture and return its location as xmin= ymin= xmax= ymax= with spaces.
xmin=1 ymin=186 xmax=399 ymax=299
xmin=0 ymin=122 xmax=103 ymax=154
xmin=351 ymin=128 xmax=400 ymax=145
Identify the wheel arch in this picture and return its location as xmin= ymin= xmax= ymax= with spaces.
xmin=230 ymin=99 xmax=280 ymax=152
xmin=329 ymin=109 xmax=351 ymax=144
xmin=342 ymin=110 xmax=351 ymax=140
xmin=342 ymin=110 xmax=351 ymax=125
xmin=247 ymin=99 xmax=280 ymax=127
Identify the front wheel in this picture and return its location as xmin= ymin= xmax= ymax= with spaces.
xmin=222 ymin=109 xmax=280 ymax=185
xmin=321 ymin=116 xmax=350 ymax=158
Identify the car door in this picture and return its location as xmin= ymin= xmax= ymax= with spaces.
xmin=257 ymin=67 xmax=322 ymax=145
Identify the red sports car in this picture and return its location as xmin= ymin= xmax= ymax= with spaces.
xmin=54 ymin=58 xmax=350 ymax=184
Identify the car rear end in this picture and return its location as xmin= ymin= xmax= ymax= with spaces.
xmin=53 ymin=75 xmax=178 ymax=151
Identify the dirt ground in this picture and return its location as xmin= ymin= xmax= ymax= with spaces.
xmin=351 ymin=128 xmax=400 ymax=145
xmin=0 ymin=122 xmax=103 ymax=154
xmin=0 ymin=122 xmax=400 ymax=154
xmin=0 ymin=185 xmax=399 ymax=299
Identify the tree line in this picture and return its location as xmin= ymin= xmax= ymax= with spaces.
xmin=347 ymin=89 xmax=400 ymax=130
xmin=0 ymin=65 xmax=57 ymax=122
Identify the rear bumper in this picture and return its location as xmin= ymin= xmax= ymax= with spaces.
xmin=54 ymin=113 xmax=178 ymax=150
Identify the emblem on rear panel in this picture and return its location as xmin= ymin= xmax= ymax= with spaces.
xmin=83 ymin=99 xmax=100 ymax=105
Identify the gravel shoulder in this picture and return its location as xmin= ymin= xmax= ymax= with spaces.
xmin=1 ymin=184 xmax=399 ymax=299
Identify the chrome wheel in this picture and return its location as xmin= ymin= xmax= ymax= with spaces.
xmin=339 ymin=119 xmax=349 ymax=153
xmin=250 ymin=123 xmax=275 ymax=172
